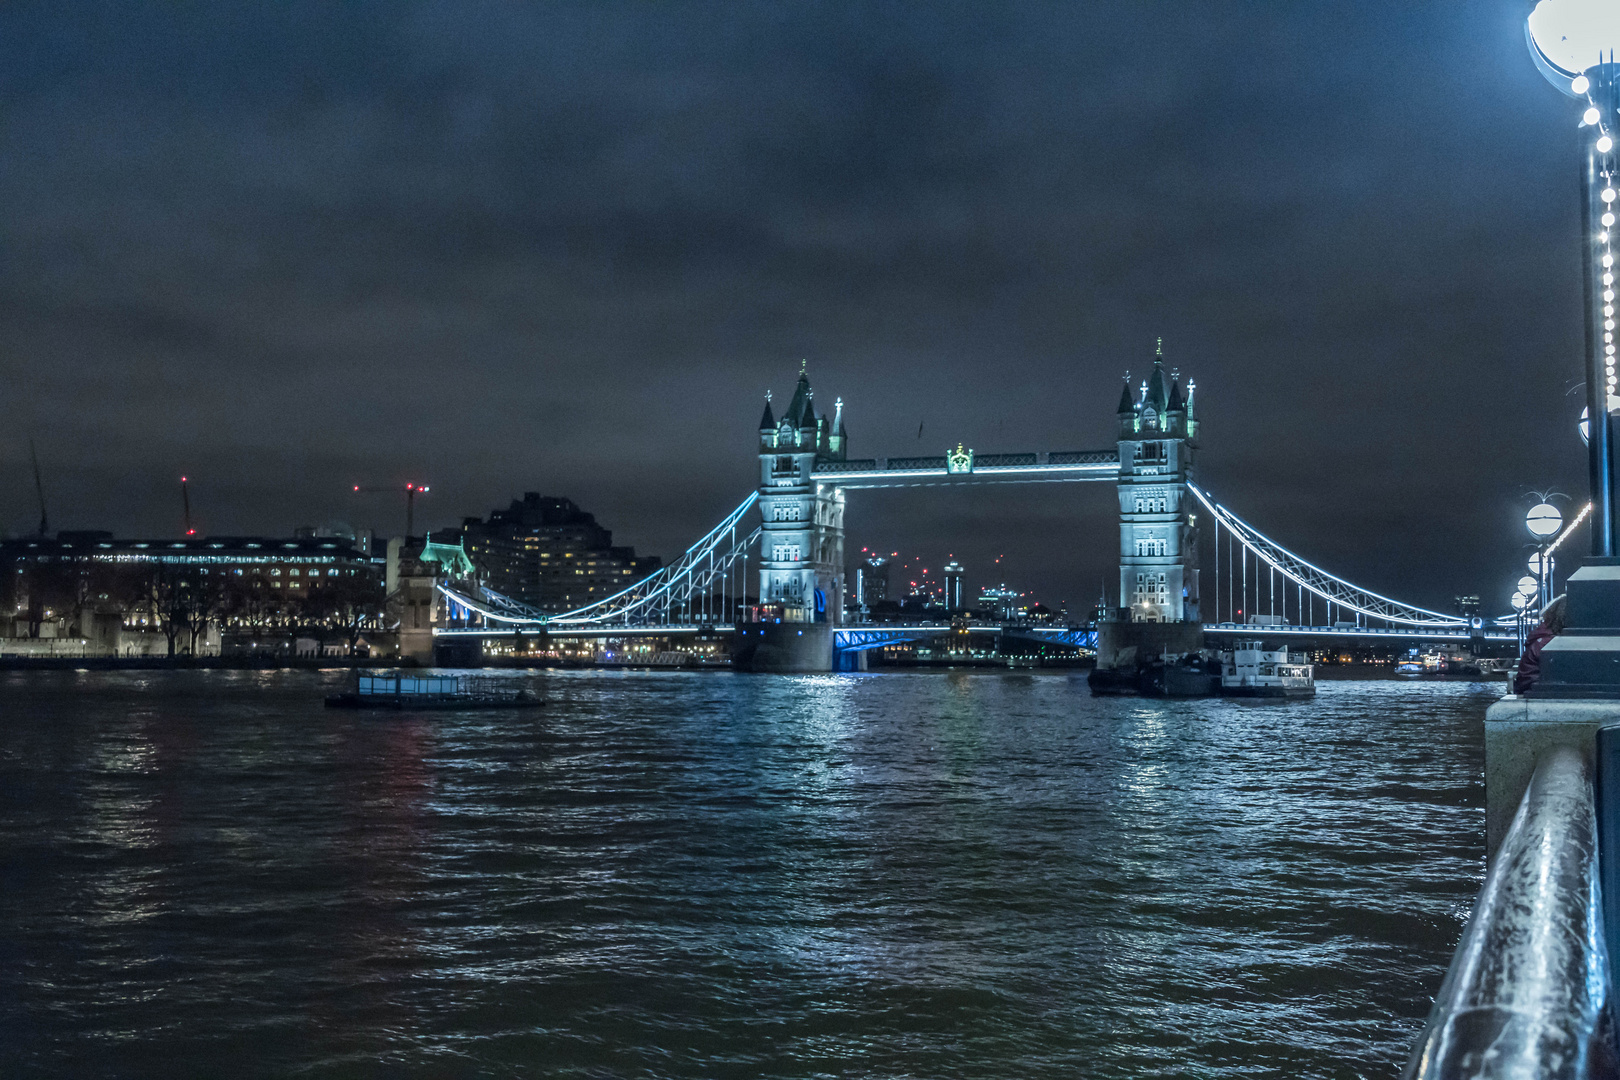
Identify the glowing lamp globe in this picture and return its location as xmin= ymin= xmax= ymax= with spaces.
xmin=1527 ymin=503 xmax=1564 ymax=537
xmin=1528 ymin=0 xmax=1620 ymax=92
xmin=1529 ymin=551 xmax=1553 ymax=575
xmin=1578 ymin=399 xmax=1620 ymax=444
xmin=1512 ymin=592 xmax=1531 ymax=612
xmin=1518 ymin=574 xmax=1542 ymax=597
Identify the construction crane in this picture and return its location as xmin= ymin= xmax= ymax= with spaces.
xmin=352 ymin=482 xmax=430 ymax=538
xmin=28 ymin=439 xmax=47 ymax=537
xmin=180 ymin=476 xmax=196 ymax=536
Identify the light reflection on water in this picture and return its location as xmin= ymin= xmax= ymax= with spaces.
xmin=0 ymin=669 xmax=1488 ymax=1078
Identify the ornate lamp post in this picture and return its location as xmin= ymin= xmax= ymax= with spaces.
xmin=1528 ymin=501 xmax=1563 ymax=608
xmin=1526 ymin=2 xmax=1620 ymax=694
xmin=1529 ymin=1 xmax=1620 ymax=550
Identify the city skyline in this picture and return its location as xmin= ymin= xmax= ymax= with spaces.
xmin=0 ymin=1 xmax=1592 ymax=613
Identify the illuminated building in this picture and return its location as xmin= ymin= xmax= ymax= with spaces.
xmin=942 ymin=560 xmax=964 ymax=610
xmin=0 ymin=533 xmax=383 ymax=651
xmin=754 ymin=365 xmax=847 ymax=623
xmin=1116 ymin=342 xmax=1200 ymax=623
xmin=459 ymin=494 xmax=661 ymax=613
xmin=854 ymin=554 xmax=889 ymax=608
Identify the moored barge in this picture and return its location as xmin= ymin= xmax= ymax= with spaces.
xmin=326 ymin=672 xmax=544 ymax=710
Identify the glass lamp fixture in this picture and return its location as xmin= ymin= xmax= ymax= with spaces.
xmin=1528 ymin=502 xmax=1566 ymax=537
xmin=1527 ymin=0 xmax=1620 ymax=88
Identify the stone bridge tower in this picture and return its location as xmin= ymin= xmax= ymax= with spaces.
xmin=1115 ymin=342 xmax=1201 ymax=625
xmin=755 ymin=364 xmax=846 ymax=623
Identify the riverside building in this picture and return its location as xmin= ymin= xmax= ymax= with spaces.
xmin=0 ymin=532 xmax=383 ymax=655
xmin=459 ymin=493 xmax=661 ymax=613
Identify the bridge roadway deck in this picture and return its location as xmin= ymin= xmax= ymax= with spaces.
xmin=811 ymin=450 xmax=1118 ymax=488
xmin=435 ymin=622 xmax=1514 ymax=645
xmin=1204 ymin=622 xmax=1518 ymax=643
xmin=434 ymin=622 xmax=1097 ymax=645
xmin=435 ymin=624 xmax=735 ymax=639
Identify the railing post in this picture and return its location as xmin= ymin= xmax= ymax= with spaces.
xmin=1404 ymin=744 xmax=1614 ymax=1079
xmin=1599 ymin=724 xmax=1620 ymax=990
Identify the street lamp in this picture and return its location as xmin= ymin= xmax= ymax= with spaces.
xmin=1525 ymin=3 xmax=1620 ymax=698
xmin=1528 ymin=1 xmax=1620 ymax=552
xmin=1527 ymin=502 xmax=1564 ymax=607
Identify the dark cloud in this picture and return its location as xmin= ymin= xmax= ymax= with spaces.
xmin=0 ymin=0 xmax=1592 ymax=614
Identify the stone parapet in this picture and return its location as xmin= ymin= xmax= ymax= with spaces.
xmin=1483 ymin=695 xmax=1620 ymax=859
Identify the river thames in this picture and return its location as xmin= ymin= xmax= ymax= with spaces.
xmin=0 ymin=670 xmax=1490 ymax=1078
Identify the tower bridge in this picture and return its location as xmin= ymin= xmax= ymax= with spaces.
xmin=435 ymin=348 xmax=1522 ymax=670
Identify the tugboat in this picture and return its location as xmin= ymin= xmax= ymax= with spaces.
xmin=326 ymin=671 xmax=544 ymax=710
xmin=1219 ymin=641 xmax=1315 ymax=698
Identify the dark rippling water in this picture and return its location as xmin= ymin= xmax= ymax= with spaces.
xmin=0 ymin=669 xmax=1492 ymax=1079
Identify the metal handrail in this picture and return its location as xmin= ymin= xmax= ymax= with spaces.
xmin=1404 ymin=745 xmax=1615 ymax=1079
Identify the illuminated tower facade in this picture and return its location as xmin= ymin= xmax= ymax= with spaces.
xmin=1116 ymin=344 xmax=1201 ymax=623
xmin=755 ymin=365 xmax=846 ymax=623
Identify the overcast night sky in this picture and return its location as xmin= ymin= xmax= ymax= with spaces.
xmin=0 ymin=1 xmax=1597 ymax=614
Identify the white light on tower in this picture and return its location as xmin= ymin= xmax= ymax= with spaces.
xmin=1512 ymin=592 xmax=1531 ymax=611
xmin=1527 ymin=0 xmax=1620 ymax=87
xmin=1530 ymin=551 xmax=1553 ymax=575
xmin=1527 ymin=502 xmax=1565 ymax=537
xmin=1518 ymin=574 xmax=1542 ymax=597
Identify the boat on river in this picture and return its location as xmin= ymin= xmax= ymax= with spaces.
xmin=1220 ymin=641 xmax=1315 ymax=698
xmin=325 ymin=672 xmax=544 ymax=710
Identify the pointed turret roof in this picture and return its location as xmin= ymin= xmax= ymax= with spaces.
xmin=1145 ymin=361 xmax=1168 ymax=412
xmin=759 ymin=393 xmax=775 ymax=430
xmin=1116 ymin=378 xmax=1135 ymax=415
xmin=1143 ymin=337 xmax=1170 ymax=411
xmin=783 ymin=365 xmax=814 ymax=428
xmin=1167 ymin=377 xmax=1185 ymax=412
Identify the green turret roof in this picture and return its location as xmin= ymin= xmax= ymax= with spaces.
xmin=419 ymin=534 xmax=474 ymax=579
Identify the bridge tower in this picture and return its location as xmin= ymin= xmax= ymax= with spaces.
xmin=736 ymin=364 xmax=847 ymax=670
xmin=1116 ymin=344 xmax=1200 ymax=623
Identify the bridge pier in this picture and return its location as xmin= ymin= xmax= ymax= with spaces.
xmin=732 ymin=621 xmax=834 ymax=672
xmin=1094 ymin=619 xmax=1204 ymax=670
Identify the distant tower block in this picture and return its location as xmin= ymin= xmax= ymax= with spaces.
xmin=1116 ymin=340 xmax=1200 ymax=624
xmin=943 ymin=561 xmax=964 ymax=610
